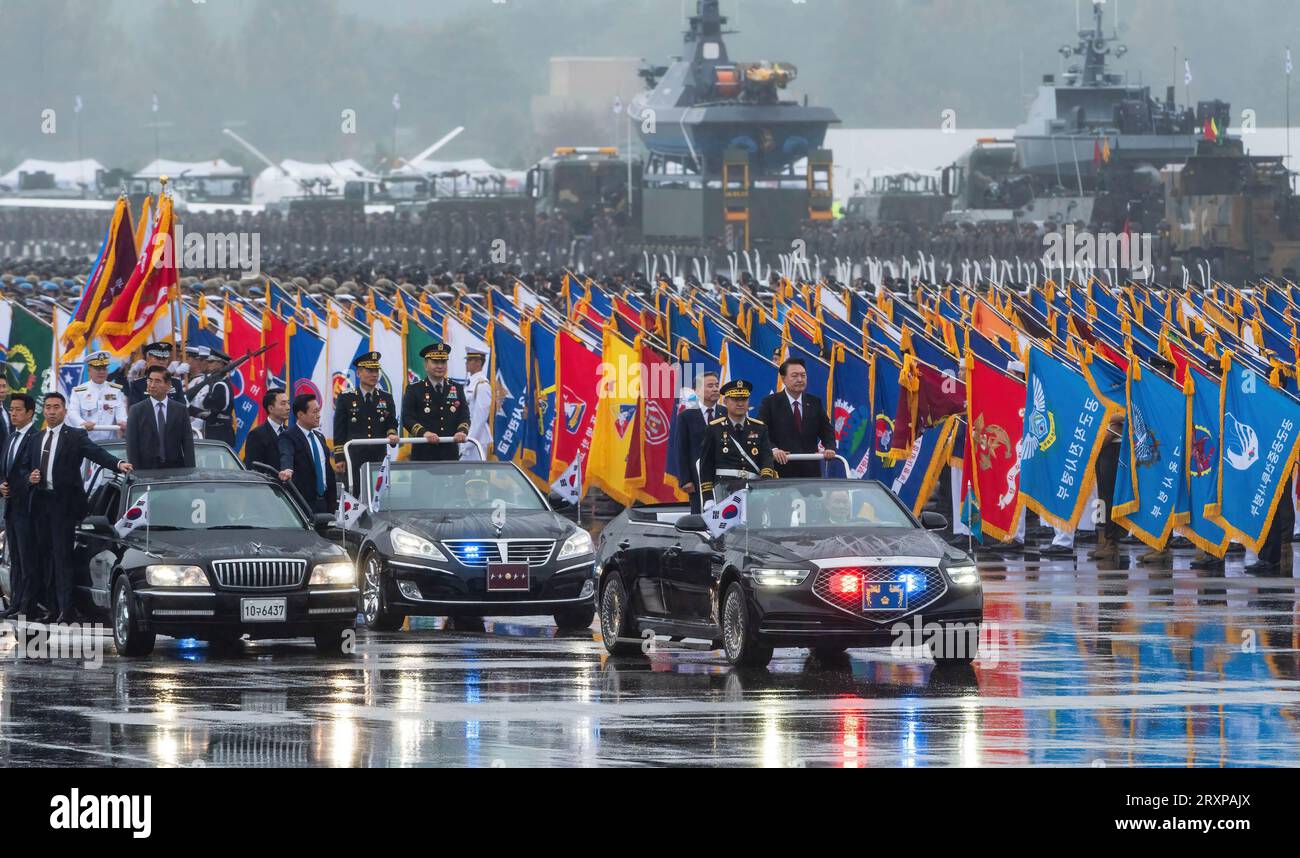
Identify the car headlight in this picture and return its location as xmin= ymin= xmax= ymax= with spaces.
xmin=309 ymin=561 xmax=356 ymax=586
xmin=946 ymin=564 xmax=980 ymax=587
xmin=145 ymin=565 xmax=209 ymax=587
xmin=389 ymin=527 xmax=447 ymax=561
xmin=557 ymin=529 xmax=594 ymax=560
xmin=750 ymin=567 xmax=809 ymax=586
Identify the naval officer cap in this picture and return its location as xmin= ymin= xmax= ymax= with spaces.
xmin=144 ymin=341 xmax=173 ymax=359
xmin=465 ymin=348 xmax=487 ymax=361
xmin=352 ymin=351 xmax=382 ymax=369
xmin=87 ymin=350 xmax=111 ymax=368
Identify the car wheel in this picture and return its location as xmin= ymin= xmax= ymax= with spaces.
xmin=554 ymin=605 xmax=595 ymax=631
xmin=360 ymin=551 xmax=404 ymax=632
xmin=721 ymin=582 xmax=771 ymax=668
xmin=599 ymin=575 xmax=643 ymax=657
xmin=313 ymin=625 xmax=356 ymax=656
xmin=112 ymin=576 xmax=155 ymax=658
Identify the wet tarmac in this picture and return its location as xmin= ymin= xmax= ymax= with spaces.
xmin=1 ymin=544 xmax=1299 ymax=767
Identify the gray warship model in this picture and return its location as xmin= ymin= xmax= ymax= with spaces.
xmin=634 ymin=0 xmax=839 ymax=252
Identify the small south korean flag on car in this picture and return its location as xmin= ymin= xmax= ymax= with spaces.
xmin=115 ymin=492 xmax=150 ymax=537
xmin=551 ymin=456 xmax=583 ymax=505
xmin=705 ymin=488 xmax=747 ymax=537
xmin=336 ymin=490 xmax=365 ymax=529
xmin=370 ymin=446 xmax=396 ymax=513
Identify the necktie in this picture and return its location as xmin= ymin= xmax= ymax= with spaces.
xmin=309 ymin=432 xmax=326 ymax=495
xmin=792 ymin=398 xmax=803 ymax=433
xmin=706 ymin=406 xmax=714 ymax=422
xmin=40 ymin=429 xmax=53 ymax=486
xmin=4 ymin=432 xmax=15 ymax=472
xmin=157 ymin=401 xmax=168 ymax=460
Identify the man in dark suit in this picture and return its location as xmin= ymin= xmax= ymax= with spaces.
xmin=402 ymin=342 xmax=468 ymax=462
xmin=278 ymin=393 xmax=338 ymax=514
xmin=126 ymin=365 xmax=196 ymax=470
xmin=22 ymin=391 xmax=133 ymax=622
xmin=757 ymin=357 xmax=837 ymax=479
xmin=674 ymin=370 xmax=722 ymax=514
xmin=0 ymin=393 xmax=40 ymax=618
xmin=244 ymin=388 xmax=289 ymax=474
xmin=126 ymin=341 xmax=186 ymax=406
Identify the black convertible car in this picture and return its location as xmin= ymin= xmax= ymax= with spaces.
xmin=337 ymin=459 xmax=598 ymax=631
xmin=70 ymin=469 xmax=358 ymax=656
xmin=596 ymin=479 xmax=983 ymax=668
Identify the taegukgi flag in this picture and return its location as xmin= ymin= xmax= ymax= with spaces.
xmin=1207 ymin=353 xmax=1300 ymax=550
xmin=115 ymin=492 xmax=150 ymax=537
xmin=335 ymin=490 xmax=364 ymax=529
xmin=704 ymin=487 xmax=747 ymax=537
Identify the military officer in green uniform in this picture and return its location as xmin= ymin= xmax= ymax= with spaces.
xmin=402 ymin=342 xmax=470 ymax=462
xmin=332 ymin=350 xmax=399 ymax=494
xmin=698 ymin=379 xmax=778 ymax=505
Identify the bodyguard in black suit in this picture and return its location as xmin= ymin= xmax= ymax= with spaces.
xmin=22 ymin=392 xmax=132 ymax=621
xmin=244 ymin=388 xmax=289 ymax=475
xmin=126 ymin=366 xmax=196 ymax=470
xmin=674 ymin=371 xmax=723 ymax=514
xmin=757 ymin=357 xmax=837 ymax=479
xmin=126 ymin=341 xmax=187 ymax=406
xmin=402 ymin=342 xmax=469 ymax=462
xmin=0 ymin=377 xmax=11 ymax=451
xmin=278 ymin=393 xmax=338 ymax=515
xmin=0 ymin=394 xmax=40 ymax=617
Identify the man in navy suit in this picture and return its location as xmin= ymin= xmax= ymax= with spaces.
xmin=22 ymin=392 xmax=133 ymax=622
xmin=757 ymin=357 xmax=837 ymax=479
xmin=0 ymin=393 xmax=40 ymax=618
xmin=126 ymin=365 xmax=196 ymax=470
xmin=278 ymin=393 xmax=338 ymax=515
xmin=674 ymin=371 xmax=722 ymax=514
xmin=244 ymin=388 xmax=289 ymax=474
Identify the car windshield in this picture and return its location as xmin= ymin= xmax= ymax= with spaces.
xmin=361 ymin=462 xmax=546 ymax=511
xmin=96 ymin=443 xmax=242 ymax=470
xmin=126 ymin=482 xmax=306 ymax=530
xmin=739 ymin=482 xmax=914 ymax=529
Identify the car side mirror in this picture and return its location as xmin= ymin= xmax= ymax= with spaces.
xmin=313 ymin=513 xmax=337 ymax=531
xmin=920 ymin=511 xmax=948 ymax=531
xmin=675 ymin=514 xmax=709 ymax=534
xmin=81 ymin=515 xmax=117 ymax=537
xmin=547 ymin=491 xmax=573 ymax=510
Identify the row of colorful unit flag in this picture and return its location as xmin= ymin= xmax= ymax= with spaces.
xmin=25 ymin=195 xmax=1300 ymax=554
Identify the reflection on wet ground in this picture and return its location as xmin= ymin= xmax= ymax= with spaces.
xmin=1 ymin=546 xmax=1298 ymax=767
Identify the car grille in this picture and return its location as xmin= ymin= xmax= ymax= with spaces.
xmin=441 ymin=539 xmax=555 ymax=567
xmin=811 ymin=564 xmax=947 ymax=622
xmin=210 ymin=559 xmax=306 ymax=590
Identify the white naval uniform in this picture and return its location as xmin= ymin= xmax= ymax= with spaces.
xmin=66 ymin=379 xmax=127 ymax=441
xmin=187 ymin=373 xmax=210 ymax=436
xmin=462 ymin=369 xmax=492 ymax=461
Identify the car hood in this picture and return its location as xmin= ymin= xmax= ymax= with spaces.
xmin=733 ymin=526 xmax=968 ymax=565
xmin=373 ymin=509 xmax=577 ymax=541
xmin=123 ymin=528 xmax=342 ymax=563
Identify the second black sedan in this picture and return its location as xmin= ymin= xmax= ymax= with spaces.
xmin=596 ymin=479 xmax=983 ymax=668
xmin=337 ymin=460 xmax=598 ymax=631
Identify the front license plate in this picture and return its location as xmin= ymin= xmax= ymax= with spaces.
xmin=241 ymin=597 xmax=287 ymax=622
xmin=486 ymin=563 xmax=530 ymax=592
xmin=862 ymin=580 xmax=908 ymax=611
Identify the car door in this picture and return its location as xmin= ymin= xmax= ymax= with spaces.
xmin=661 ymin=528 xmax=722 ymax=623
xmin=75 ymin=482 xmax=125 ymax=612
xmin=606 ymin=516 xmax=670 ymax=617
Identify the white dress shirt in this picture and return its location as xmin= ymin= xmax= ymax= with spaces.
xmin=41 ymin=423 xmax=64 ymax=489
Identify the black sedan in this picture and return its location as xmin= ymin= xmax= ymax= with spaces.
xmin=596 ymin=479 xmax=983 ymax=668
xmin=70 ymin=469 xmax=358 ymax=656
xmin=337 ymin=459 xmax=597 ymax=631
